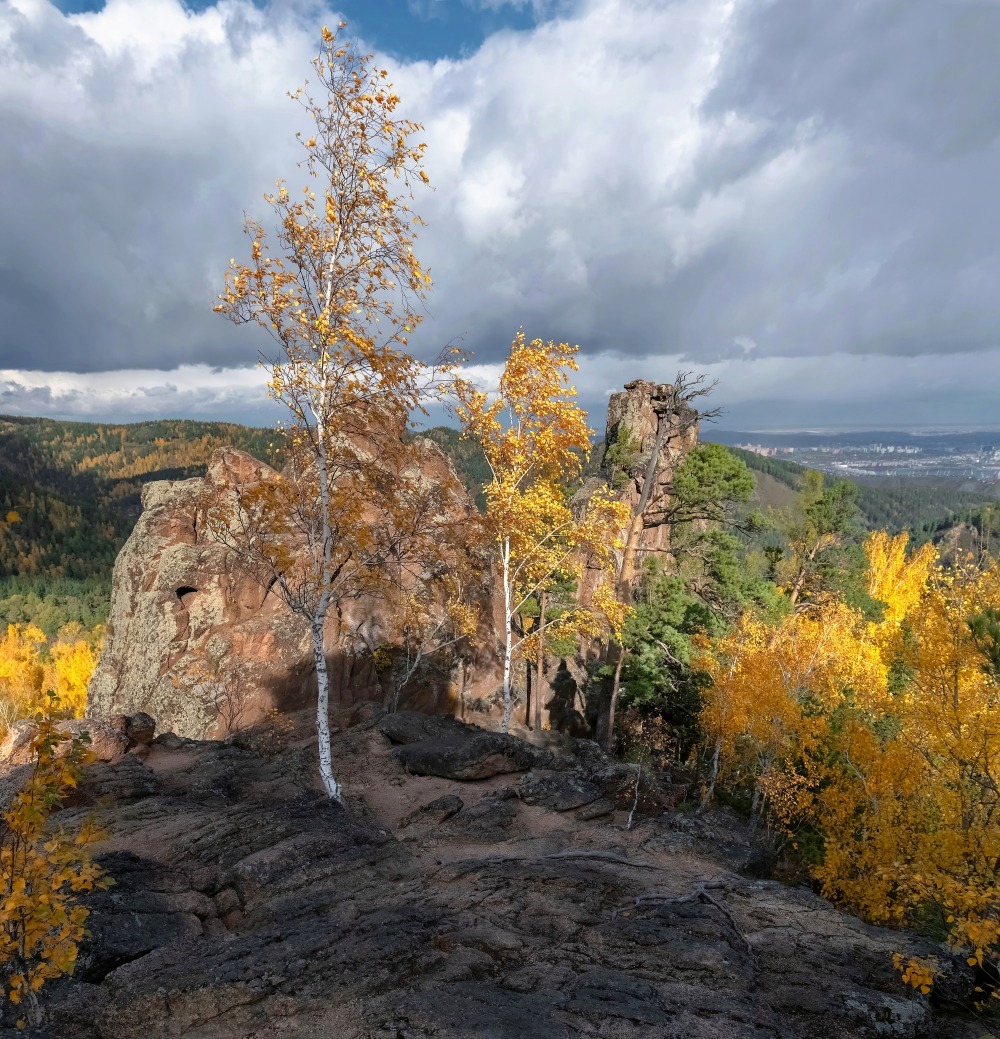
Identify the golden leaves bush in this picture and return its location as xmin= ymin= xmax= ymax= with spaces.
xmin=0 ymin=624 xmax=101 ymax=737
xmin=1 ymin=698 xmax=110 ymax=1027
xmin=701 ymin=533 xmax=1000 ymax=1001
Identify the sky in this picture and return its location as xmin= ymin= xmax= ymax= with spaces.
xmin=2 ymin=0 xmax=1000 ymax=430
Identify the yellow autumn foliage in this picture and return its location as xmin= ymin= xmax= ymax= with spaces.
xmin=0 ymin=624 xmax=101 ymax=736
xmin=0 ymin=625 xmax=47 ymax=733
xmin=0 ymin=698 xmax=111 ymax=1027
xmin=701 ymin=533 xmax=1000 ymax=998
xmin=456 ymin=332 xmax=630 ymax=731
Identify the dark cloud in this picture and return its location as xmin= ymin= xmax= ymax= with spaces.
xmin=686 ymin=0 xmax=1000 ymax=362
xmin=0 ymin=0 xmax=998 ymax=426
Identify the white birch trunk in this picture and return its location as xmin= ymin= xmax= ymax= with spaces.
xmin=501 ymin=538 xmax=514 ymax=733
xmin=312 ymin=407 xmax=341 ymax=800
xmin=312 ymin=617 xmax=342 ymax=801
xmin=699 ymin=740 xmax=721 ymax=813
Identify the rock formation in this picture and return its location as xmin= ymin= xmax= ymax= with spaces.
xmin=88 ymin=444 xmax=499 ymax=739
xmin=571 ymin=379 xmax=699 ymax=602
xmin=0 ymin=711 xmax=155 ymax=769
xmin=553 ymin=380 xmax=700 ymax=735
xmin=600 ymin=378 xmax=700 ymax=562
xmin=5 ymin=708 xmax=983 ymax=1038
xmin=88 ymin=381 xmax=701 ymax=741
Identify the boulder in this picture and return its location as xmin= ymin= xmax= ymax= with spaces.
xmin=0 ymin=712 xmax=157 ymax=768
xmin=125 ymin=712 xmax=156 ymax=747
xmin=393 ymin=732 xmax=550 ymax=780
xmin=518 ymin=770 xmax=602 ymax=812
xmin=378 ymin=711 xmax=476 ymax=746
xmin=69 ymin=716 xmax=131 ymax=761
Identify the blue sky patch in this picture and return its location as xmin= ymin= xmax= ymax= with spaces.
xmin=50 ymin=0 xmax=541 ymax=62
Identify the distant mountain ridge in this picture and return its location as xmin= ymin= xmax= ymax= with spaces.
xmin=0 ymin=414 xmax=996 ymax=635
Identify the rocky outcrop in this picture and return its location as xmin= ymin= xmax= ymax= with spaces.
xmin=0 ymin=711 xmax=155 ymax=767
xmin=7 ymin=709 xmax=984 ymax=1039
xmin=88 ymin=446 xmax=499 ymax=739
xmin=568 ymin=379 xmax=699 ymax=616
xmin=87 ymin=380 xmax=704 ymax=742
xmin=554 ymin=380 xmax=700 ymax=733
xmin=599 ymin=377 xmax=700 ymax=561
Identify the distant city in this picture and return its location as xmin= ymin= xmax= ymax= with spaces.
xmin=708 ymin=430 xmax=1000 ymax=482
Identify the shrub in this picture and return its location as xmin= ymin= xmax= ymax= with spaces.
xmin=0 ymin=696 xmax=110 ymax=1028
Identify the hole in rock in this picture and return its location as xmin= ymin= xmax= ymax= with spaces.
xmin=176 ymin=586 xmax=199 ymax=608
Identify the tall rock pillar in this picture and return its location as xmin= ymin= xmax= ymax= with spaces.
xmin=602 ymin=379 xmax=700 ymax=591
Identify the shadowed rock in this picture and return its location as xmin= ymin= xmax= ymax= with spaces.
xmin=518 ymin=770 xmax=601 ymax=811
xmin=393 ymin=732 xmax=551 ymax=780
xmin=378 ymin=711 xmax=476 ymax=746
xmin=3 ymin=711 xmax=983 ymax=1039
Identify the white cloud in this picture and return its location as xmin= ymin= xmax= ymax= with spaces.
xmin=0 ymin=365 xmax=278 ymax=423
xmin=1 ymin=0 xmax=999 ymax=426
xmin=454 ymin=152 xmax=528 ymax=242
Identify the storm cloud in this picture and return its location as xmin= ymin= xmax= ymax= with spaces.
xmin=1 ymin=0 xmax=998 ymax=425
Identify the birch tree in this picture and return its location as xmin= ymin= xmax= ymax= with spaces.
xmin=213 ymin=24 xmax=458 ymax=799
xmin=457 ymin=333 xmax=629 ymax=732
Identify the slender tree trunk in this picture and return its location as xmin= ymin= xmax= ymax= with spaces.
xmin=534 ymin=588 xmax=547 ymax=732
xmin=602 ymin=645 xmax=627 ymax=752
xmin=312 ymin=617 xmax=342 ymax=800
xmin=699 ymin=740 xmax=721 ymax=813
xmin=789 ymin=541 xmax=824 ymax=606
xmin=15 ymin=949 xmax=41 ymax=1026
xmin=501 ymin=539 xmax=514 ymax=733
xmin=310 ymin=405 xmax=342 ymax=800
xmin=617 ymin=414 xmax=668 ymax=598
xmin=459 ymin=658 xmax=467 ymax=721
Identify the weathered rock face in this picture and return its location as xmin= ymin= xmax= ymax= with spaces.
xmin=554 ymin=380 xmax=699 ymax=733
xmin=601 ymin=378 xmax=700 ymax=560
xmin=571 ymin=379 xmax=699 ymax=609
xmin=88 ymin=446 xmax=500 ymax=739
xmin=7 ymin=709 xmax=983 ymax=1039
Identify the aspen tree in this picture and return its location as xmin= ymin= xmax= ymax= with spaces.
xmin=701 ymin=534 xmax=1000 ymax=999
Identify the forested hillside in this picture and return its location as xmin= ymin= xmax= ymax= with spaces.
xmin=724 ymin=444 xmax=1000 ymax=545
xmin=0 ymin=416 xmax=282 ymax=634
xmin=2 ymin=416 xmax=997 ymax=638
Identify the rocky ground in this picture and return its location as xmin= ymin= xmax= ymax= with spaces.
xmin=3 ymin=709 xmax=996 ymax=1039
